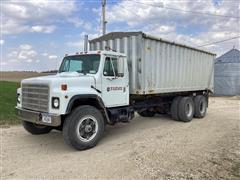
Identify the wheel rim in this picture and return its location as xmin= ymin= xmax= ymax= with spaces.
xmin=186 ymin=102 xmax=193 ymax=117
xmin=76 ymin=115 xmax=98 ymax=142
xmin=199 ymin=100 xmax=206 ymax=114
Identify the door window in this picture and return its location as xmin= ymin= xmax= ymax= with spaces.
xmin=103 ymin=57 xmax=124 ymax=77
xmin=103 ymin=57 xmax=117 ymax=76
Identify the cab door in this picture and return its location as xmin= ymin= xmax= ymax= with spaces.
xmin=101 ymin=56 xmax=129 ymax=107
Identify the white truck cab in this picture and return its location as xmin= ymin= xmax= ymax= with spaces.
xmin=16 ymin=50 xmax=132 ymax=150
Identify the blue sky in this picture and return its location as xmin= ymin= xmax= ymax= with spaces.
xmin=1 ymin=0 xmax=239 ymax=71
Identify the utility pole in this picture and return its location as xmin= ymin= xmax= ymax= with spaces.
xmin=102 ymin=0 xmax=107 ymax=35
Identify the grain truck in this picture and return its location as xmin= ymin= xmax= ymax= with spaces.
xmin=16 ymin=32 xmax=215 ymax=150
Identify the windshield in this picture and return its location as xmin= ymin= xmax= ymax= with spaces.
xmin=59 ymin=54 xmax=100 ymax=74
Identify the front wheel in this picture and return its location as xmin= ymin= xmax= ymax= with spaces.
xmin=63 ymin=105 xmax=105 ymax=150
xmin=22 ymin=121 xmax=52 ymax=135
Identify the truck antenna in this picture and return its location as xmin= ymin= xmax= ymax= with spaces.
xmin=101 ymin=0 xmax=107 ymax=35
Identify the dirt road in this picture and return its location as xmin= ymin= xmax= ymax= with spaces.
xmin=1 ymin=97 xmax=240 ymax=180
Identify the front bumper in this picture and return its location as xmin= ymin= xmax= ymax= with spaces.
xmin=15 ymin=107 xmax=61 ymax=127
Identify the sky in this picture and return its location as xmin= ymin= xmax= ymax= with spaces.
xmin=1 ymin=0 xmax=240 ymax=71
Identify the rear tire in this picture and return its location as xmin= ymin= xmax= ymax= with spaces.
xmin=194 ymin=95 xmax=207 ymax=118
xmin=171 ymin=96 xmax=182 ymax=121
xmin=178 ymin=97 xmax=194 ymax=122
xmin=22 ymin=121 xmax=52 ymax=135
xmin=63 ymin=105 xmax=105 ymax=150
xmin=137 ymin=110 xmax=155 ymax=117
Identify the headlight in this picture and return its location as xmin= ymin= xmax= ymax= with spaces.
xmin=52 ymin=97 xmax=60 ymax=109
xmin=17 ymin=93 xmax=21 ymax=103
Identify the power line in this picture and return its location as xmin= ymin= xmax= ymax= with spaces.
xmin=197 ymin=36 xmax=240 ymax=47
xmin=132 ymin=1 xmax=240 ymax=19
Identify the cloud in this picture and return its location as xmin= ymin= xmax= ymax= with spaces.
xmin=0 ymin=40 xmax=5 ymax=45
xmin=19 ymin=44 xmax=32 ymax=50
xmin=67 ymin=17 xmax=85 ymax=28
xmin=30 ymin=25 xmax=56 ymax=33
xmin=67 ymin=17 xmax=92 ymax=30
xmin=42 ymin=53 xmax=48 ymax=57
xmin=83 ymin=22 xmax=92 ymax=31
xmin=0 ymin=62 xmax=7 ymax=66
xmin=7 ymin=44 xmax=37 ymax=63
xmin=18 ymin=50 xmax=37 ymax=62
xmin=48 ymin=55 xmax=58 ymax=60
xmin=2 ymin=0 xmax=76 ymax=34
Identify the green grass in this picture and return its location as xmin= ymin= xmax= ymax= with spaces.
xmin=0 ymin=81 xmax=20 ymax=125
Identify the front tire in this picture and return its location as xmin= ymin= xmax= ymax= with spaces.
xmin=22 ymin=121 xmax=52 ymax=135
xmin=63 ymin=105 xmax=105 ymax=150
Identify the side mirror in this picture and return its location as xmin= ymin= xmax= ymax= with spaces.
xmin=118 ymin=57 xmax=124 ymax=77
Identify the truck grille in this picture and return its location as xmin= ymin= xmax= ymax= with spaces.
xmin=22 ymin=83 xmax=49 ymax=112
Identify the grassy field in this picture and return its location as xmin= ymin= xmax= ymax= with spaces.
xmin=1 ymin=71 xmax=54 ymax=82
xmin=0 ymin=81 xmax=20 ymax=125
xmin=0 ymin=72 xmax=54 ymax=125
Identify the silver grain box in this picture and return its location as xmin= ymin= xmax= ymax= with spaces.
xmin=90 ymin=32 xmax=215 ymax=95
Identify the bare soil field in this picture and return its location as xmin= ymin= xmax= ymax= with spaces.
xmin=0 ymin=72 xmax=55 ymax=82
xmin=1 ymin=97 xmax=240 ymax=180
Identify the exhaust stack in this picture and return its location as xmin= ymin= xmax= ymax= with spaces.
xmin=84 ymin=35 xmax=88 ymax=52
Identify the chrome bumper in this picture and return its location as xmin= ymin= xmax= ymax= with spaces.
xmin=15 ymin=107 xmax=61 ymax=127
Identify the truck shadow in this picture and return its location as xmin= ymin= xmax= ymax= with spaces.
xmin=100 ymin=114 xmax=176 ymax=144
xmin=22 ymin=114 xmax=176 ymax=152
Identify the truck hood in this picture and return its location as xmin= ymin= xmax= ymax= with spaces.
xmin=21 ymin=72 xmax=96 ymax=90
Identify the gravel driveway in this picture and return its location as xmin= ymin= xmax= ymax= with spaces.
xmin=1 ymin=97 xmax=240 ymax=180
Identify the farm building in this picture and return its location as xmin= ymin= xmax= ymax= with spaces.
xmin=214 ymin=48 xmax=240 ymax=96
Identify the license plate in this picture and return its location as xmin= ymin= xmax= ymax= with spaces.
xmin=41 ymin=113 xmax=52 ymax=124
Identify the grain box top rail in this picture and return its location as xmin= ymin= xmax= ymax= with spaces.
xmin=89 ymin=31 xmax=216 ymax=56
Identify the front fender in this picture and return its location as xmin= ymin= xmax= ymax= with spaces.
xmin=65 ymin=94 xmax=111 ymax=124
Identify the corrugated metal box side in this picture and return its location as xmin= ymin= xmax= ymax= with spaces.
xmin=141 ymin=37 xmax=215 ymax=94
xmin=89 ymin=32 xmax=215 ymax=95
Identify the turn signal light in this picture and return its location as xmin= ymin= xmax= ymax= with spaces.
xmin=61 ymin=84 xmax=67 ymax=91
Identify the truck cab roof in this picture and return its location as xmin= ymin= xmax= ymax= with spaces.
xmin=66 ymin=50 xmax=126 ymax=57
